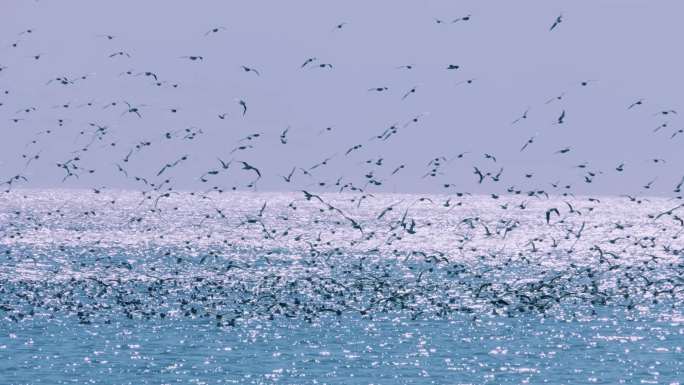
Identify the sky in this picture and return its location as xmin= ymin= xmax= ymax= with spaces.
xmin=1 ymin=0 xmax=683 ymax=196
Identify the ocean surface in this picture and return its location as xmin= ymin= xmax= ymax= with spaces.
xmin=0 ymin=190 xmax=682 ymax=384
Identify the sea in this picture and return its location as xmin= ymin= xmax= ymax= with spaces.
xmin=0 ymin=189 xmax=682 ymax=384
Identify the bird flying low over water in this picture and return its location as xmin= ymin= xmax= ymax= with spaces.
xmin=550 ymin=14 xmax=563 ymax=31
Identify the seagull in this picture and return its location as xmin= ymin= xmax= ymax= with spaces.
xmin=545 ymin=92 xmax=565 ymax=104
xmin=377 ymin=200 xmax=404 ymax=219
xmin=300 ymin=57 xmax=317 ymax=68
xmin=217 ymin=158 xmax=232 ymax=169
xmin=473 ymin=167 xmax=485 ymax=183
xmin=204 ymin=26 xmax=227 ymax=36
xmin=240 ymin=66 xmax=261 ymax=76
xmin=333 ymin=22 xmax=347 ymax=31
xmin=280 ymin=167 xmax=296 ymax=183
xmin=452 ymin=15 xmax=471 ymax=22
xmin=550 ymin=14 xmax=563 ymax=31
xmin=511 ymin=107 xmax=530 ymax=124
xmin=455 ymin=78 xmax=476 ymax=86
xmin=628 ymin=99 xmax=644 ymax=109
xmin=122 ymin=101 xmax=145 ymax=118
xmin=520 ymin=135 xmax=536 ymax=152
xmin=238 ymin=100 xmax=247 ymax=116
xmin=238 ymin=161 xmax=262 ymax=179
xmin=157 ymin=155 xmax=188 ymax=176
xmin=280 ymin=126 xmax=290 ymax=144
xmin=109 ymin=51 xmax=131 ymax=58
xmin=401 ymin=86 xmax=417 ymax=100
xmin=556 ymin=110 xmax=566 ymax=124
xmin=545 ymin=208 xmax=560 ymax=224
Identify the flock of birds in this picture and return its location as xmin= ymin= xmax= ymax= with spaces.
xmin=1 ymin=10 xmax=683 ymax=326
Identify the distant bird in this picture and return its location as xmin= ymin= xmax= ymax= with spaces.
xmin=238 ymin=161 xmax=262 ymax=179
xmin=402 ymin=86 xmax=417 ymax=100
xmin=550 ymin=14 xmax=563 ymax=31
xmin=157 ymin=155 xmax=188 ymax=176
xmin=238 ymin=100 xmax=247 ymax=116
xmin=628 ymin=99 xmax=643 ymax=109
xmin=204 ymin=26 xmax=227 ymax=36
xmin=545 ymin=92 xmax=565 ymax=104
xmin=109 ymin=51 xmax=131 ymax=58
xmin=301 ymin=57 xmax=317 ymax=68
xmin=556 ymin=110 xmax=566 ymax=124
xmin=473 ymin=167 xmax=485 ymax=183
xmin=511 ymin=108 xmax=530 ymax=124
xmin=455 ymin=78 xmax=476 ymax=86
xmin=122 ymin=101 xmax=145 ymax=118
xmin=391 ymin=164 xmax=405 ymax=175
xmin=180 ymin=55 xmax=204 ymax=61
xmin=280 ymin=126 xmax=290 ymax=144
xmin=643 ymin=179 xmax=656 ymax=190
xmin=545 ymin=208 xmax=560 ymax=224
xmin=240 ymin=66 xmax=261 ymax=76
xmin=280 ymin=167 xmax=296 ymax=183
xmin=520 ymin=136 xmax=535 ymax=152
xmin=217 ymin=158 xmax=232 ymax=169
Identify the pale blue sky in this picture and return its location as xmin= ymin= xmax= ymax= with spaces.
xmin=1 ymin=0 xmax=682 ymax=195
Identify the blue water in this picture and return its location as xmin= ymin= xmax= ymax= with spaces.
xmin=2 ymin=314 xmax=683 ymax=384
xmin=1 ymin=190 xmax=683 ymax=384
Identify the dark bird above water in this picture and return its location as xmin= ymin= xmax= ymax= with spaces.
xmin=280 ymin=126 xmax=290 ymax=144
xmin=545 ymin=208 xmax=560 ymax=224
xmin=238 ymin=161 xmax=262 ymax=179
xmin=550 ymin=14 xmax=563 ymax=31
xmin=556 ymin=110 xmax=566 ymax=124
xmin=520 ymin=136 xmax=535 ymax=152
xmin=512 ymin=108 xmax=530 ymax=124
xmin=240 ymin=66 xmax=261 ymax=76
xmin=204 ymin=26 xmax=227 ymax=36
xmin=238 ymin=100 xmax=247 ymax=116
xmin=628 ymin=99 xmax=644 ymax=109
xmin=402 ymin=86 xmax=417 ymax=100
xmin=452 ymin=15 xmax=471 ymax=22
xmin=301 ymin=57 xmax=317 ymax=68
xmin=109 ymin=51 xmax=131 ymax=58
